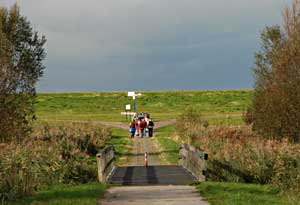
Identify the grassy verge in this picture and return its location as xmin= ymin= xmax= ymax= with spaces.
xmin=197 ymin=182 xmax=283 ymax=205
xmin=5 ymin=182 xmax=105 ymax=205
xmin=154 ymin=125 xmax=178 ymax=164
xmin=107 ymin=127 xmax=133 ymax=165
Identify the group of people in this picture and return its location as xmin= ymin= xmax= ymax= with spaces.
xmin=129 ymin=112 xmax=154 ymax=138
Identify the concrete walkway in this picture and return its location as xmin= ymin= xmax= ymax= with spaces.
xmin=100 ymin=186 xmax=208 ymax=205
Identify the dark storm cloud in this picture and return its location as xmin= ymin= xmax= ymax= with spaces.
xmin=1 ymin=0 xmax=290 ymax=91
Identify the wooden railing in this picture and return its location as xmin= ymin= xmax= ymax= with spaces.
xmin=178 ymin=144 xmax=208 ymax=182
xmin=96 ymin=145 xmax=115 ymax=183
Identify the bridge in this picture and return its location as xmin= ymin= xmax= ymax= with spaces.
xmin=96 ymin=138 xmax=207 ymax=186
xmin=96 ymin=133 xmax=208 ymax=204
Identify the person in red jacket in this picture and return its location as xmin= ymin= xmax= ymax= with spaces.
xmin=140 ymin=118 xmax=147 ymax=137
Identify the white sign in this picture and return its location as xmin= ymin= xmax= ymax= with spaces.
xmin=128 ymin=91 xmax=135 ymax=97
xmin=126 ymin=104 xmax=131 ymax=110
xmin=121 ymin=112 xmax=136 ymax=115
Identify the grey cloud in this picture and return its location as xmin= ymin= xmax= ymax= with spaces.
xmin=1 ymin=0 xmax=291 ymax=91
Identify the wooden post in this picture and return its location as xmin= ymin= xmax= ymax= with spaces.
xmin=96 ymin=153 xmax=104 ymax=182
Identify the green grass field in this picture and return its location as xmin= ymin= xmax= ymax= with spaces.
xmin=36 ymin=90 xmax=252 ymax=124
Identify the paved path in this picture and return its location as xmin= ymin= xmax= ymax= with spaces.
xmin=100 ymin=186 xmax=208 ymax=205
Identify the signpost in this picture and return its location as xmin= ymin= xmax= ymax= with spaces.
xmin=121 ymin=112 xmax=136 ymax=115
xmin=124 ymin=104 xmax=131 ymax=121
xmin=121 ymin=91 xmax=142 ymax=121
xmin=127 ymin=91 xmax=142 ymax=113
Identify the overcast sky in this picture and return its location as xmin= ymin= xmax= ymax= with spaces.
xmin=1 ymin=0 xmax=291 ymax=91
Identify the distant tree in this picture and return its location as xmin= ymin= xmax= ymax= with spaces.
xmin=0 ymin=4 xmax=46 ymax=142
xmin=249 ymin=0 xmax=300 ymax=142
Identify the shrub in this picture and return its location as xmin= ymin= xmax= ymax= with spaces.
xmin=176 ymin=106 xmax=207 ymax=144
xmin=186 ymin=126 xmax=300 ymax=193
xmin=251 ymin=0 xmax=300 ymax=142
xmin=0 ymin=145 xmax=40 ymax=200
xmin=243 ymin=107 xmax=254 ymax=125
xmin=0 ymin=122 xmax=112 ymax=202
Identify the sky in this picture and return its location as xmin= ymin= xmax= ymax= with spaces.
xmin=1 ymin=0 xmax=291 ymax=92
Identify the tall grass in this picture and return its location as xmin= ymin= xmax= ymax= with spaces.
xmin=184 ymin=126 xmax=300 ymax=193
xmin=0 ymin=122 xmax=111 ymax=202
xmin=176 ymin=108 xmax=300 ymax=194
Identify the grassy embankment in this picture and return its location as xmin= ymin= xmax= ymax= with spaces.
xmin=36 ymin=90 xmax=252 ymax=125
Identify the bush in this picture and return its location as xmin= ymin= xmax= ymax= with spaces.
xmin=186 ymin=126 xmax=300 ymax=193
xmin=176 ymin=106 xmax=207 ymax=144
xmin=0 ymin=145 xmax=41 ymax=200
xmin=243 ymin=107 xmax=254 ymax=125
xmin=0 ymin=122 xmax=112 ymax=202
xmin=251 ymin=0 xmax=300 ymax=142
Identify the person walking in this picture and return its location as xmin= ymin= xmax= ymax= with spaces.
xmin=129 ymin=119 xmax=136 ymax=138
xmin=148 ymin=118 xmax=154 ymax=137
xmin=144 ymin=115 xmax=149 ymax=137
xmin=140 ymin=118 xmax=147 ymax=138
xmin=137 ymin=119 xmax=141 ymax=137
